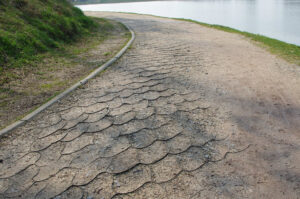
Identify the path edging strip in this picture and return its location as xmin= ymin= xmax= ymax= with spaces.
xmin=0 ymin=23 xmax=135 ymax=137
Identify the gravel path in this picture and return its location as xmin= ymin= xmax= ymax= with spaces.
xmin=0 ymin=12 xmax=299 ymax=199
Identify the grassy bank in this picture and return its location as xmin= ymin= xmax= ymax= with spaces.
xmin=0 ymin=0 xmax=97 ymax=79
xmin=177 ymin=19 xmax=300 ymax=66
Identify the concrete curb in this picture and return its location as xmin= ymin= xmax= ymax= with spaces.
xmin=0 ymin=23 xmax=135 ymax=137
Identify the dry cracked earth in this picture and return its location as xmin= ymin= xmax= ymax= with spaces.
xmin=0 ymin=13 xmax=300 ymax=199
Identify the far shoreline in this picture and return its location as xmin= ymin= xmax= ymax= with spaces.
xmin=72 ymin=0 xmax=164 ymax=5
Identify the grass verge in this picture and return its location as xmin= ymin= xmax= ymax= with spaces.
xmin=0 ymin=0 xmax=98 ymax=75
xmin=0 ymin=18 xmax=130 ymax=129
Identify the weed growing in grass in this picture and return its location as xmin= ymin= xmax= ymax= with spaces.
xmin=104 ymin=52 xmax=111 ymax=56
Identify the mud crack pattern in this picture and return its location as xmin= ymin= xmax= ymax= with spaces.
xmin=0 ymin=14 xmax=244 ymax=199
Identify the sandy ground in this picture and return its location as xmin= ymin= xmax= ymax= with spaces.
xmin=0 ymin=12 xmax=299 ymax=198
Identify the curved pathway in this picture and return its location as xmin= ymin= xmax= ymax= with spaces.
xmin=0 ymin=12 xmax=299 ymax=199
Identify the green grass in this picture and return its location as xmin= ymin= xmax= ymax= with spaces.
xmin=40 ymin=80 xmax=68 ymax=90
xmin=104 ymin=52 xmax=111 ymax=56
xmin=0 ymin=0 xmax=98 ymax=73
xmin=177 ymin=18 xmax=300 ymax=66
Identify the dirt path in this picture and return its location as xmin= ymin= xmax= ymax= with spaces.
xmin=0 ymin=12 xmax=299 ymax=198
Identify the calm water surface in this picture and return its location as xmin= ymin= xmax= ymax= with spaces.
xmin=78 ymin=0 xmax=300 ymax=46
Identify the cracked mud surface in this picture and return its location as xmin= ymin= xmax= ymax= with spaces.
xmin=0 ymin=12 xmax=300 ymax=198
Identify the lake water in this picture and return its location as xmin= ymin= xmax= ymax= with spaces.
xmin=77 ymin=0 xmax=300 ymax=46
